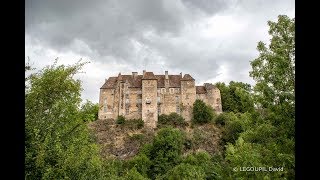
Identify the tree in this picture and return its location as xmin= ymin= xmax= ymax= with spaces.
xmin=221 ymin=15 xmax=295 ymax=179
xmin=149 ymin=127 xmax=185 ymax=178
xmin=249 ymin=15 xmax=295 ymax=137
xmin=79 ymin=100 xmax=99 ymax=122
xmin=215 ymin=81 xmax=254 ymax=113
xmin=161 ymin=163 xmax=206 ymax=180
xmin=25 ymin=60 xmax=104 ymax=179
xmin=192 ymin=99 xmax=216 ymax=124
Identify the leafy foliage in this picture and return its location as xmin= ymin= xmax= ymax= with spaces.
xmin=149 ymin=127 xmax=185 ymax=177
xmin=25 ymin=14 xmax=295 ymax=180
xmin=215 ymin=81 xmax=254 ymax=113
xmin=116 ymin=115 xmax=126 ymax=125
xmin=25 ymin=60 xmax=105 ymax=179
xmin=125 ymin=118 xmax=145 ymax=130
xmin=160 ymin=163 xmax=206 ymax=180
xmin=157 ymin=112 xmax=187 ymax=128
xmin=192 ymin=99 xmax=216 ymax=124
xmin=79 ymin=100 xmax=99 ymax=122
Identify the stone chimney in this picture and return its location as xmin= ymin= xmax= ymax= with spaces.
xmin=165 ymin=71 xmax=168 ymax=79
xmin=143 ymin=70 xmax=146 ymax=76
xmin=132 ymin=72 xmax=138 ymax=78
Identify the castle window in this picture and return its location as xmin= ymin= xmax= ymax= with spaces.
xmin=161 ymin=88 xmax=166 ymax=94
xmin=158 ymin=105 xmax=161 ymax=115
xmin=157 ymin=96 xmax=161 ymax=103
xmin=170 ymin=88 xmax=174 ymax=94
xmin=125 ymin=98 xmax=130 ymax=104
xmin=103 ymin=98 xmax=107 ymax=104
xmin=175 ymin=88 xmax=180 ymax=93
xmin=125 ymin=107 xmax=129 ymax=115
xmin=146 ymin=98 xmax=151 ymax=104
xmin=176 ymin=105 xmax=180 ymax=114
xmin=104 ymin=106 xmax=107 ymax=112
xmin=175 ymin=96 xmax=179 ymax=102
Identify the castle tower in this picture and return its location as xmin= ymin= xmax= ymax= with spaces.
xmin=204 ymin=83 xmax=223 ymax=114
xmin=180 ymin=74 xmax=196 ymax=121
xmin=141 ymin=71 xmax=158 ymax=128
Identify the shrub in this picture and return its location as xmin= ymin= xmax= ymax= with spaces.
xmin=149 ymin=127 xmax=185 ymax=177
xmin=125 ymin=118 xmax=144 ymax=130
xmin=215 ymin=113 xmax=229 ymax=126
xmin=126 ymin=154 xmax=152 ymax=178
xmin=161 ymin=163 xmax=206 ymax=180
xmin=116 ymin=115 xmax=126 ymax=124
xmin=123 ymin=167 xmax=148 ymax=180
xmin=215 ymin=112 xmax=244 ymax=145
xmin=192 ymin=99 xmax=216 ymax=124
xmin=158 ymin=112 xmax=187 ymax=128
xmin=182 ymin=151 xmax=216 ymax=179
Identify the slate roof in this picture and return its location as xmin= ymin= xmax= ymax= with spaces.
xmin=100 ymin=72 xmax=194 ymax=89
xmin=181 ymin=74 xmax=195 ymax=81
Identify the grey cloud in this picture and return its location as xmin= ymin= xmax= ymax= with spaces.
xmin=25 ymin=0 xmax=229 ymax=61
xmin=181 ymin=0 xmax=232 ymax=15
xmin=26 ymin=0 xmax=294 ymax=102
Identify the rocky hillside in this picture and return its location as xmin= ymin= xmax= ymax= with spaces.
xmin=88 ymin=119 xmax=223 ymax=160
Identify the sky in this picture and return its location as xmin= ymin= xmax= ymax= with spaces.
xmin=25 ymin=0 xmax=295 ymax=103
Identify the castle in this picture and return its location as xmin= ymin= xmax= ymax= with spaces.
xmin=99 ymin=70 xmax=222 ymax=128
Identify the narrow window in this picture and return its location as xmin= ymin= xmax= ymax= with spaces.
xmin=125 ymin=107 xmax=129 ymax=115
xmin=176 ymin=105 xmax=180 ymax=114
xmin=158 ymin=105 xmax=161 ymax=115
xmin=104 ymin=106 xmax=107 ymax=112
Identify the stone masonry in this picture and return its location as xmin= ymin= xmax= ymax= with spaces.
xmin=99 ymin=71 xmax=222 ymax=128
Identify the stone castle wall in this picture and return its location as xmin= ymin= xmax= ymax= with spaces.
xmin=99 ymin=71 xmax=223 ymax=128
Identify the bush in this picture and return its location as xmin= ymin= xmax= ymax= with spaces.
xmin=223 ymin=119 xmax=243 ymax=144
xmin=161 ymin=163 xmax=206 ymax=180
xmin=182 ymin=151 xmax=217 ymax=179
xmin=125 ymin=118 xmax=144 ymax=129
xmin=116 ymin=115 xmax=126 ymax=124
xmin=126 ymin=154 xmax=152 ymax=178
xmin=123 ymin=167 xmax=148 ymax=180
xmin=215 ymin=113 xmax=229 ymax=126
xmin=158 ymin=113 xmax=187 ymax=128
xmin=192 ymin=99 xmax=216 ymax=124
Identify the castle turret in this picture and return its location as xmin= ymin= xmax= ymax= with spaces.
xmin=142 ymin=72 xmax=158 ymax=128
xmin=180 ymin=74 xmax=196 ymax=121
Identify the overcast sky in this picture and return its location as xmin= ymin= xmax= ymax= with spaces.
xmin=25 ymin=0 xmax=295 ymax=103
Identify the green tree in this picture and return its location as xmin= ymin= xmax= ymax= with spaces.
xmin=192 ymin=99 xmax=216 ymax=124
xmin=79 ymin=100 xmax=99 ymax=122
xmin=215 ymin=81 xmax=254 ymax=113
xmin=149 ymin=127 xmax=185 ymax=178
xmin=160 ymin=163 xmax=206 ymax=180
xmin=25 ymin=60 xmax=104 ymax=179
xmin=249 ymin=15 xmax=295 ymax=137
xmin=222 ymin=15 xmax=295 ymax=179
